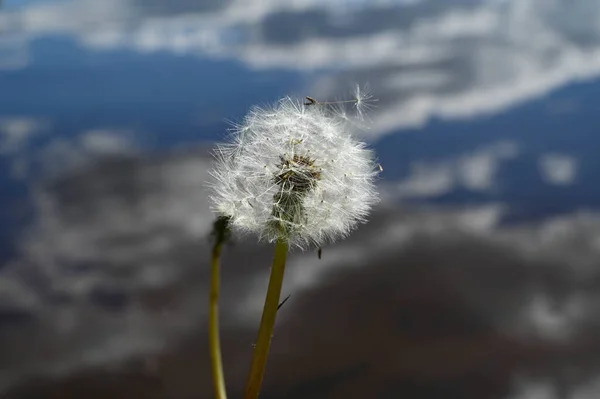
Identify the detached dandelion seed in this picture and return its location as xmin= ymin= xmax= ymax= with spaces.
xmin=207 ymin=87 xmax=379 ymax=399
xmin=352 ymin=83 xmax=377 ymax=121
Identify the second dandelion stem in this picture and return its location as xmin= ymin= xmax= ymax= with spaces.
xmin=209 ymin=216 xmax=231 ymax=399
xmin=210 ymin=241 xmax=227 ymax=399
xmin=244 ymin=238 xmax=289 ymax=399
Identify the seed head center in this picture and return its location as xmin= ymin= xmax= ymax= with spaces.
xmin=274 ymin=154 xmax=321 ymax=193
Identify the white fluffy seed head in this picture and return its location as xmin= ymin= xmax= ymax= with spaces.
xmin=208 ymin=93 xmax=380 ymax=249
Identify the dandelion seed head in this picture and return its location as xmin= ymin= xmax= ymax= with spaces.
xmin=208 ymin=93 xmax=379 ymax=249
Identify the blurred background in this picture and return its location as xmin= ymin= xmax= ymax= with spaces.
xmin=2 ymin=0 xmax=600 ymax=398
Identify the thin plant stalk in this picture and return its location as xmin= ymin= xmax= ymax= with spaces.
xmin=244 ymin=238 xmax=289 ymax=399
xmin=209 ymin=242 xmax=227 ymax=399
xmin=209 ymin=216 xmax=231 ymax=399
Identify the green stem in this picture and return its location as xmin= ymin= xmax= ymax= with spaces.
xmin=244 ymin=238 xmax=289 ymax=399
xmin=210 ymin=242 xmax=228 ymax=399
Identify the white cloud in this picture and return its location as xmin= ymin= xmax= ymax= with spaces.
xmin=538 ymin=153 xmax=578 ymax=185
xmin=515 ymin=292 xmax=587 ymax=341
xmin=389 ymin=141 xmax=518 ymax=198
xmin=0 ymin=116 xmax=52 ymax=179
xmin=16 ymin=129 xmax=139 ymax=179
xmin=0 ymin=117 xmax=46 ymax=155
xmin=394 ymin=162 xmax=455 ymax=198
xmin=79 ymin=129 xmax=136 ymax=155
xmin=506 ymin=379 xmax=558 ymax=399
xmin=506 ymin=377 xmax=600 ymax=399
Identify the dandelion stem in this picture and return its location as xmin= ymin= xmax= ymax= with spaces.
xmin=209 ymin=242 xmax=227 ymax=399
xmin=209 ymin=217 xmax=231 ymax=399
xmin=244 ymin=238 xmax=289 ymax=399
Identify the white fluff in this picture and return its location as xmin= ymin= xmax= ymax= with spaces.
xmin=208 ymin=93 xmax=379 ymax=249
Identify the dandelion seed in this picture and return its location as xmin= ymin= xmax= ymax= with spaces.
xmin=352 ymin=83 xmax=377 ymax=121
xmin=304 ymin=96 xmax=318 ymax=106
